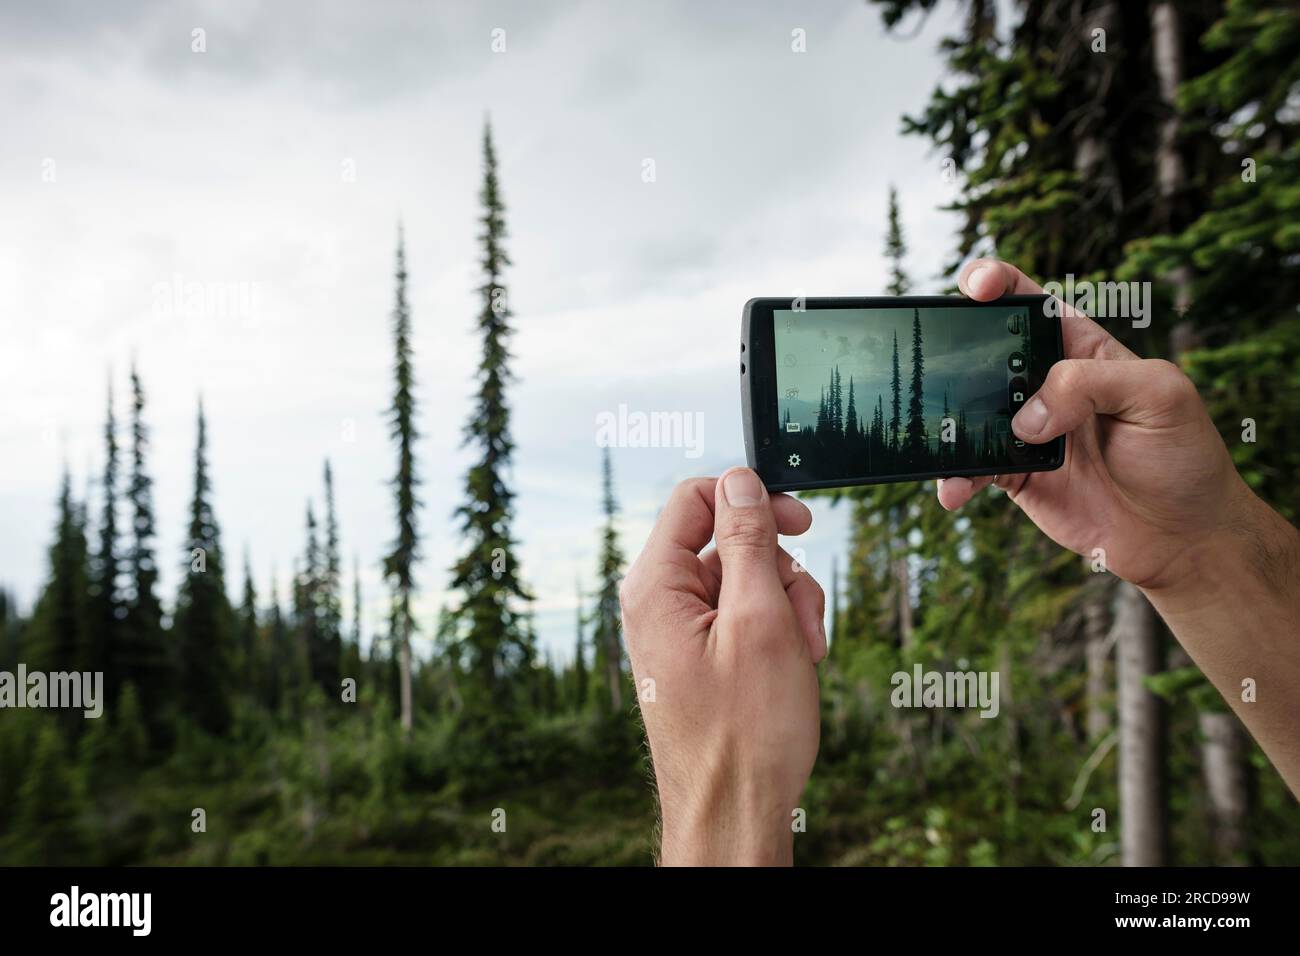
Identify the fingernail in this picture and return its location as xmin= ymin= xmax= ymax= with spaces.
xmin=722 ymin=468 xmax=764 ymax=507
xmin=1012 ymin=396 xmax=1048 ymax=438
xmin=968 ymin=264 xmax=992 ymax=293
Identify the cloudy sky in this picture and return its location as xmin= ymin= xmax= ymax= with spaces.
xmin=0 ymin=0 xmax=965 ymax=660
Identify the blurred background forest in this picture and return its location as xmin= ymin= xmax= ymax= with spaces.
xmin=2 ymin=0 xmax=1299 ymax=866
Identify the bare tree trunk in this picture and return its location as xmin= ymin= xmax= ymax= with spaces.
xmin=1083 ymin=579 xmax=1114 ymax=741
xmin=399 ymin=599 xmax=413 ymax=734
xmin=1114 ymin=582 xmax=1166 ymax=866
xmin=1199 ymin=712 xmax=1249 ymax=864
xmin=1151 ymin=1 xmax=1196 ymax=335
xmin=1151 ymin=0 xmax=1250 ymax=850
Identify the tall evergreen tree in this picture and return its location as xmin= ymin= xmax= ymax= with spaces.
xmin=941 ymin=387 xmax=951 ymax=467
xmin=238 ymin=550 xmax=258 ymax=687
xmin=266 ymin=569 xmax=290 ymax=712
xmin=889 ymin=330 xmax=901 ymax=452
xmin=341 ymin=555 xmax=364 ymax=685
xmin=903 ymin=309 xmax=927 ymax=459
xmin=450 ymin=121 xmax=533 ymax=713
xmin=318 ymin=460 xmax=343 ymax=693
xmin=383 ymin=225 xmax=419 ymax=733
xmin=352 ymin=556 xmax=363 ymax=647
xmin=174 ymin=400 xmax=233 ymax=734
xmin=298 ymin=502 xmax=326 ymax=696
xmin=572 ymin=577 xmax=588 ymax=711
xmin=845 ymin=376 xmax=860 ymax=442
xmin=885 ymin=186 xmax=909 ymax=297
xmin=27 ymin=470 xmax=90 ymax=677
xmin=86 ymin=378 xmax=121 ymax=696
xmin=591 ymin=447 xmax=626 ymax=714
xmin=830 ymin=366 xmax=843 ymax=435
xmin=121 ymin=363 xmax=169 ymax=741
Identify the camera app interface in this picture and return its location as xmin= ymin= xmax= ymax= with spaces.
xmin=772 ymin=305 xmax=1039 ymax=482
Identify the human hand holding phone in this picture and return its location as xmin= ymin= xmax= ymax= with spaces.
xmin=936 ymin=258 xmax=1250 ymax=593
xmin=943 ymin=258 xmax=1300 ymax=795
xmin=619 ymin=468 xmax=825 ymax=865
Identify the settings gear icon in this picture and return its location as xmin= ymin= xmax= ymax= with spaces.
xmin=787 ymin=453 xmax=802 ymax=467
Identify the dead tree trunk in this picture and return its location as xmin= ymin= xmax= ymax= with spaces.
xmin=1114 ymin=582 xmax=1166 ymax=865
xmin=1199 ymin=712 xmax=1249 ymax=864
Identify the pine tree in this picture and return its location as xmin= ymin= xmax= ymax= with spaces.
xmin=889 ymin=329 xmax=901 ymax=452
xmin=591 ymin=447 xmax=626 ymax=714
xmin=845 ymin=376 xmax=860 ymax=442
xmin=383 ymin=225 xmax=419 ymax=733
xmin=174 ymin=400 xmax=233 ymax=734
xmin=298 ymin=503 xmax=325 ymax=695
xmin=451 ymin=121 xmax=533 ymax=713
xmin=572 ymin=578 xmax=588 ymax=711
xmin=266 ymin=570 xmax=290 ymax=712
xmin=27 ymin=470 xmax=90 ymax=677
xmin=885 ymin=186 xmax=909 ymax=297
xmin=238 ymin=550 xmax=258 ymax=688
xmin=341 ymin=555 xmax=364 ymax=687
xmin=904 ymin=309 xmax=927 ymax=460
xmin=121 ymin=363 xmax=169 ymax=742
xmin=830 ymin=366 xmax=843 ymax=435
xmin=318 ymin=460 xmax=343 ymax=693
xmin=86 ymin=378 xmax=121 ymax=698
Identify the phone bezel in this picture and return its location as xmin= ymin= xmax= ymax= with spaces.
xmin=741 ymin=295 xmax=1066 ymax=492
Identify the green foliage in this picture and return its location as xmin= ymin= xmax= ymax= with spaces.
xmin=25 ymin=472 xmax=90 ymax=678
xmin=173 ymin=401 xmax=234 ymax=735
xmin=450 ymin=121 xmax=535 ymax=714
xmin=6 ymin=721 xmax=88 ymax=864
xmin=590 ymin=448 xmax=627 ymax=714
xmin=120 ymin=364 xmax=172 ymax=746
xmin=86 ymin=379 xmax=121 ymax=695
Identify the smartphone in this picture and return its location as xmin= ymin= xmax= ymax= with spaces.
xmin=741 ymin=296 xmax=1065 ymax=492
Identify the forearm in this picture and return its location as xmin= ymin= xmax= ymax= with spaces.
xmin=655 ymin=750 xmax=799 ymax=866
xmin=1142 ymin=486 xmax=1300 ymax=795
xmin=659 ymin=802 xmax=794 ymax=866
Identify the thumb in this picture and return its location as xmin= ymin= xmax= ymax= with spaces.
xmin=1012 ymin=358 xmax=1197 ymax=443
xmin=713 ymin=467 xmax=784 ymax=610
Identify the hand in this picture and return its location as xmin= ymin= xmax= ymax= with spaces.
xmin=936 ymin=258 xmax=1253 ymax=593
xmin=619 ymin=467 xmax=826 ymax=866
xmin=939 ymin=258 xmax=1300 ymax=795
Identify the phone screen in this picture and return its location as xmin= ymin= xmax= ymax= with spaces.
xmin=763 ymin=302 xmax=1060 ymax=486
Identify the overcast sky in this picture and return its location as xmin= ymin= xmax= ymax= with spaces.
xmin=0 ymin=0 xmax=965 ymax=661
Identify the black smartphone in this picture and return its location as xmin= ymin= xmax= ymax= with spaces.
xmin=741 ymin=296 xmax=1065 ymax=492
